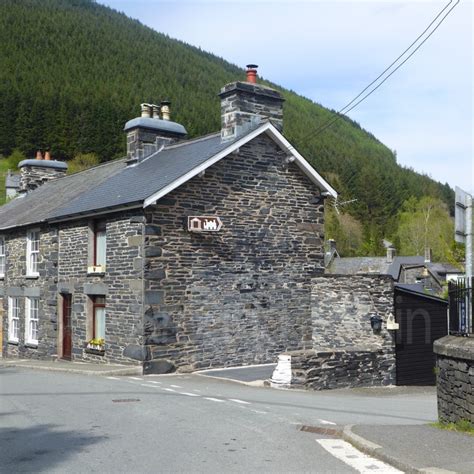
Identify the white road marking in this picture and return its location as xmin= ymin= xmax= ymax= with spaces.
xmin=193 ymin=389 xmax=201 ymax=393
xmin=129 ymin=377 xmax=143 ymax=381
xmin=179 ymin=392 xmax=200 ymax=397
xmin=316 ymin=439 xmax=403 ymax=474
xmin=148 ymin=381 xmax=162 ymax=384
xmin=228 ymin=398 xmax=251 ymax=405
xmin=251 ymin=410 xmax=267 ymax=414
xmin=141 ymin=384 xmax=160 ymax=388
xmin=319 ymin=419 xmax=337 ymax=425
xmin=163 ymin=388 xmax=176 ymax=392
xmin=170 ymin=385 xmax=182 ymax=388
xmin=106 ymin=376 xmax=120 ymax=380
xmin=204 ymin=397 xmax=225 ymax=403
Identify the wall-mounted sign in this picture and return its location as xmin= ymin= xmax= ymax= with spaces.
xmin=188 ymin=216 xmax=223 ymax=232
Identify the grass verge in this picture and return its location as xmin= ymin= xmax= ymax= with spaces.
xmin=431 ymin=419 xmax=474 ymax=436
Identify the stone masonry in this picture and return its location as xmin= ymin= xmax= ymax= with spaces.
xmin=143 ymin=134 xmax=325 ymax=373
xmin=434 ymin=336 xmax=474 ymax=423
xmin=283 ymin=347 xmax=390 ymax=390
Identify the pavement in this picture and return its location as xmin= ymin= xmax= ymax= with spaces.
xmin=1 ymin=360 xmax=473 ymax=473
xmin=0 ymin=358 xmax=142 ymax=376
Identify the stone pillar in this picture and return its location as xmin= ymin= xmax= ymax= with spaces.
xmin=434 ymin=336 xmax=474 ymax=423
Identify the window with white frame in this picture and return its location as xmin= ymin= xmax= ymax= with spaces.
xmin=93 ymin=222 xmax=106 ymax=268
xmin=0 ymin=236 xmax=5 ymax=277
xmin=8 ymin=297 xmax=20 ymax=342
xmin=25 ymin=297 xmax=39 ymax=345
xmin=26 ymin=230 xmax=40 ymax=276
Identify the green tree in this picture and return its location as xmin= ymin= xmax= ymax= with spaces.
xmin=394 ymin=196 xmax=455 ymax=261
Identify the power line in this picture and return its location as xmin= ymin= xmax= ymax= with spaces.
xmin=282 ymin=0 xmax=459 ymax=153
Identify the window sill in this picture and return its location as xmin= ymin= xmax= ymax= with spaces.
xmin=85 ymin=348 xmax=105 ymax=356
xmin=8 ymin=340 xmax=19 ymax=346
xmin=25 ymin=274 xmax=39 ymax=279
xmin=25 ymin=343 xmax=38 ymax=349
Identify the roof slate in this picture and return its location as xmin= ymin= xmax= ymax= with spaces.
xmin=0 ymin=131 xmax=240 ymax=230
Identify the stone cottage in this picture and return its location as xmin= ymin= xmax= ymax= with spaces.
xmin=0 ymin=66 xmax=338 ymax=373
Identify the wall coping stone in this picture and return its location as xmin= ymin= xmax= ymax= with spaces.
xmin=434 ymin=335 xmax=474 ymax=361
xmin=316 ymin=274 xmax=394 ymax=281
xmin=283 ymin=346 xmax=383 ymax=357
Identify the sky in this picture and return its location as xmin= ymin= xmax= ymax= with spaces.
xmin=99 ymin=0 xmax=473 ymax=193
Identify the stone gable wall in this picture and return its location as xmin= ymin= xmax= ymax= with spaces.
xmin=143 ymin=134 xmax=325 ymax=372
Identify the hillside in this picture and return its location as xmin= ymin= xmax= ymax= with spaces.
xmin=0 ymin=0 xmax=454 ymax=254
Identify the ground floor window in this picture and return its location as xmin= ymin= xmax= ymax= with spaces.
xmin=8 ymin=297 xmax=20 ymax=342
xmin=92 ymin=296 xmax=106 ymax=341
xmin=25 ymin=297 xmax=39 ymax=345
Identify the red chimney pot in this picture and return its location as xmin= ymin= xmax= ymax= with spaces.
xmin=36 ymin=150 xmax=43 ymax=160
xmin=246 ymin=64 xmax=258 ymax=83
xmin=44 ymin=151 xmax=51 ymax=161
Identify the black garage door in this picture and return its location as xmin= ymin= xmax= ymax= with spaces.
xmin=395 ymin=286 xmax=448 ymax=386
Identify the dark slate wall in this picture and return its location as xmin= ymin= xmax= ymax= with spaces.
xmin=434 ymin=336 xmax=474 ymax=423
xmin=311 ymin=274 xmax=396 ymax=385
xmin=57 ymin=212 xmax=145 ymax=364
xmin=1 ymin=226 xmax=59 ymax=359
xmin=144 ymin=134 xmax=325 ymax=372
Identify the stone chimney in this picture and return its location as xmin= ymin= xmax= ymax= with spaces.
xmin=18 ymin=151 xmax=68 ymax=193
xmin=424 ymin=247 xmax=432 ymax=263
xmin=219 ymin=65 xmax=284 ymax=142
xmin=124 ymin=101 xmax=187 ymax=165
xmin=386 ymin=246 xmax=396 ymax=263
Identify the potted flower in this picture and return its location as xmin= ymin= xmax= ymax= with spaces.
xmin=86 ymin=338 xmax=105 ymax=352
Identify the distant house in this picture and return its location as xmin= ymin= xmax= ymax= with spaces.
xmin=5 ymin=170 xmax=20 ymax=199
xmin=326 ymin=244 xmax=462 ymax=295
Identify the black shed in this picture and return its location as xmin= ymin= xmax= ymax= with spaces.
xmin=394 ymin=284 xmax=448 ymax=386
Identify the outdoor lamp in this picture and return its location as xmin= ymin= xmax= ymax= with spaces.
xmin=370 ymin=314 xmax=383 ymax=332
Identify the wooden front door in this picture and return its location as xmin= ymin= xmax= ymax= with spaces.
xmin=62 ymin=294 xmax=72 ymax=360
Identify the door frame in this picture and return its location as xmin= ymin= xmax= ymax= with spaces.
xmin=58 ymin=292 xmax=73 ymax=360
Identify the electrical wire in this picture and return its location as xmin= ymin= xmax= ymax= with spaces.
xmin=281 ymin=0 xmax=460 ymax=153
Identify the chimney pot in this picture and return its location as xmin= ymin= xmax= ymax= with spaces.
xmin=246 ymin=64 xmax=258 ymax=83
xmin=152 ymin=104 xmax=160 ymax=119
xmin=161 ymin=101 xmax=171 ymax=121
xmin=386 ymin=246 xmax=396 ymax=263
xmin=36 ymin=150 xmax=43 ymax=160
xmin=44 ymin=151 xmax=51 ymax=161
xmin=140 ymin=103 xmax=152 ymax=118
xmin=424 ymin=247 xmax=432 ymax=263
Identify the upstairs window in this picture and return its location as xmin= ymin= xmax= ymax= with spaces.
xmin=0 ymin=237 xmax=5 ymax=277
xmin=8 ymin=297 xmax=20 ymax=342
xmin=26 ymin=230 xmax=40 ymax=276
xmin=93 ymin=222 xmax=106 ymax=268
xmin=25 ymin=297 xmax=39 ymax=346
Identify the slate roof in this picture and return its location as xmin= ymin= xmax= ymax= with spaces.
xmin=0 ymin=121 xmax=337 ymax=231
xmin=327 ymin=255 xmax=426 ymax=280
xmin=395 ymin=283 xmax=448 ymax=304
xmin=0 ymin=131 xmax=233 ymax=230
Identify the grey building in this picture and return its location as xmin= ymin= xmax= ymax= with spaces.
xmin=0 ymin=68 xmax=338 ymax=372
xmin=5 ymin=170 xmax=20 ymax=199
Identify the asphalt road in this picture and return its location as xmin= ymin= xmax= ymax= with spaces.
xmin=0 ymin=367 xmax=437 ymax=473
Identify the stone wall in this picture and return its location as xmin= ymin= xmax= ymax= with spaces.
xmin=277 ymin=347 xmax=390 ymax=390
xmin=143 ymin=134 xmax=325 ymax=373
xmin=1 ymin=225 xmax=59 ymax=359
xmin=57 ymin=211 xmax=144 ymax=364
xmin=434 ymin=336 xmax=474 ymax=423
xmin=311 ymin=274 xmax=397 ymax=385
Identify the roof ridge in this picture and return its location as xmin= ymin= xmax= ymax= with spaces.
xmin=163 ymin=131 xmax=221 ymax=150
